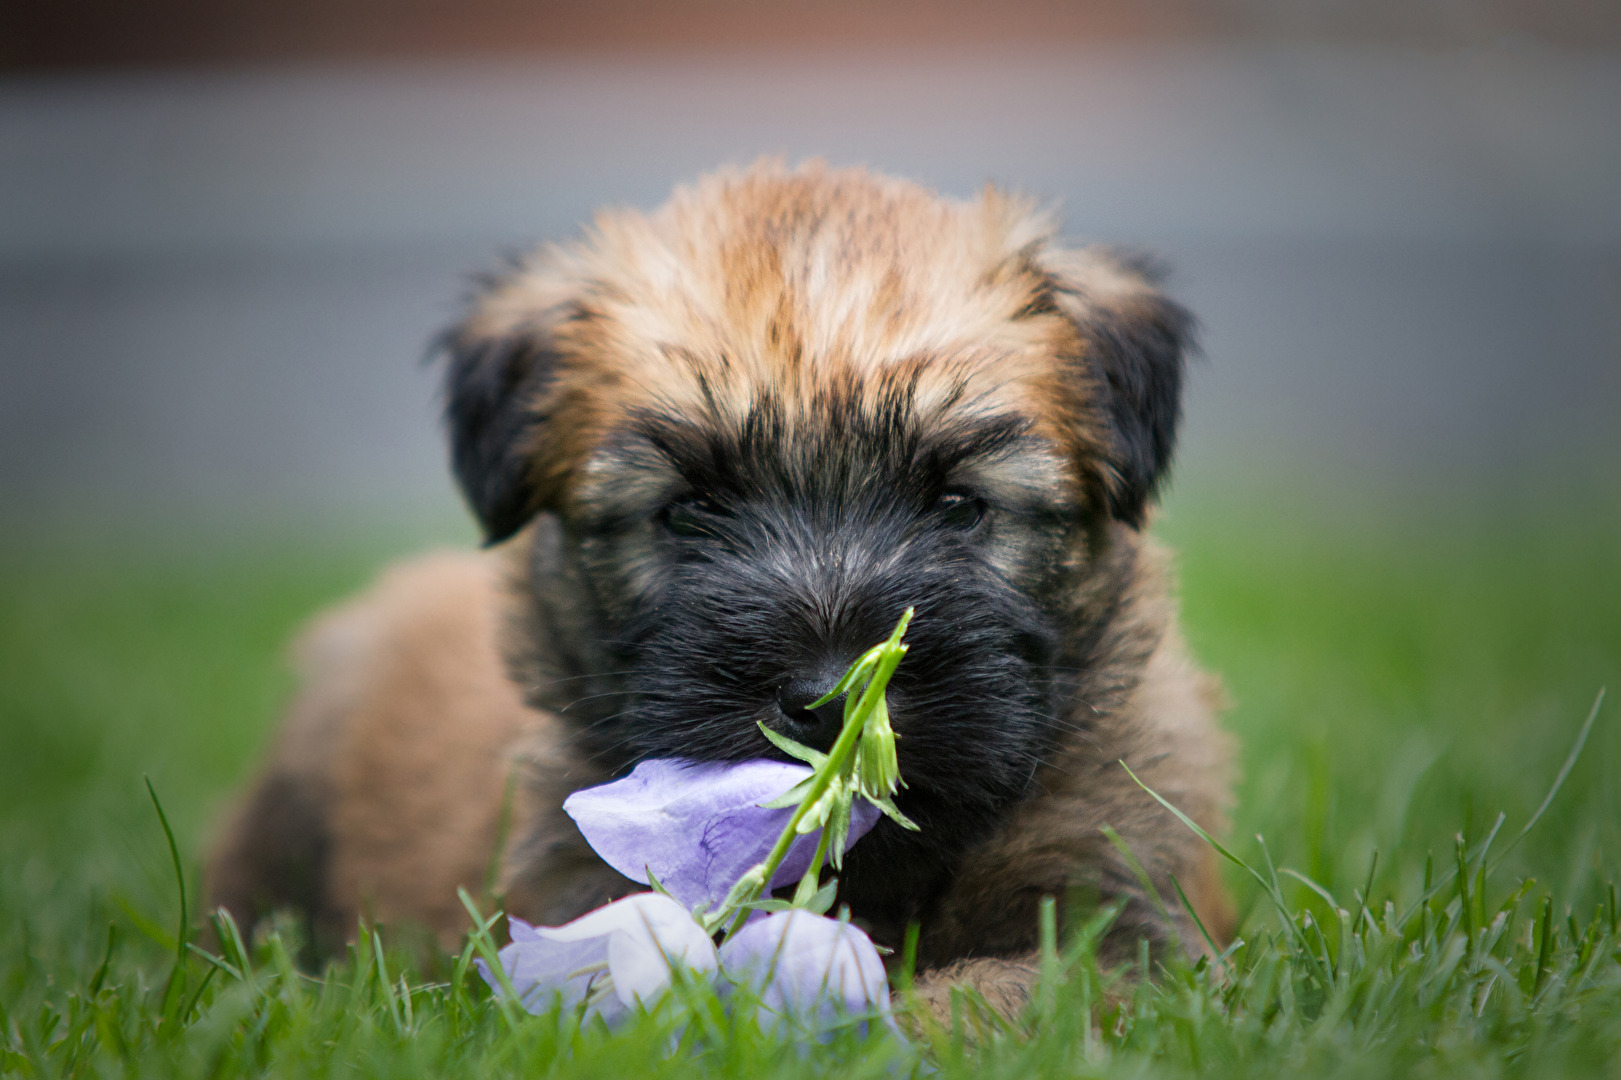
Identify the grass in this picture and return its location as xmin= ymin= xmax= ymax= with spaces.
xmin=1 ymin=491 xmax=1618 ymax=1078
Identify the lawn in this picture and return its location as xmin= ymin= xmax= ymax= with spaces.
xmin=2 ymin=488 xmax=1618 ymax=1078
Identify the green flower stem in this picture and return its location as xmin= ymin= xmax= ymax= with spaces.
xmin=713 ymin=607 xmax=913 ymax=943
xmin=718 ymin=697 xmax=866 ymax=940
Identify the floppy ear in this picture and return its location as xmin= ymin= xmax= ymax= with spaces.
xmin=438 ymin=301 xmax=564 ymax=546
xmin=1043 ymin=248 xmax=1194 ymax=528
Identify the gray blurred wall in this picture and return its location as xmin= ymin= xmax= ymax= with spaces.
xmin=2 ymin=46 xmax=1618 ymax=535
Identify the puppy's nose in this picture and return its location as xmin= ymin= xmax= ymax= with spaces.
xmin=776 ymin=675 xmax=847 ymax=751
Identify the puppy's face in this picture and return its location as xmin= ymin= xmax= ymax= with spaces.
xmin=572 ymin=386 xmax=1068 ymax=817
xmin=441 ymin=164 xmax=1190 ymax=907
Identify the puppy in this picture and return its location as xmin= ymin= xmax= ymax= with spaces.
xmin=208 ymin=161 xmax=1233 ymax=1017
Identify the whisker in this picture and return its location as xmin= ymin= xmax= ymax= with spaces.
xmin=539 ymin=669 xmax=640 ymax=687
xmin=557 ymin=689 xmax=638 ymax=713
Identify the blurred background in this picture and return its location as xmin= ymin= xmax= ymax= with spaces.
xmin=4 ymin=0 xmax=1619 ymax=534
xmin=1 ymin=1 xmax=1617 ymax=953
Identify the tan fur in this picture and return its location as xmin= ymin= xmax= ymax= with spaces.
xmin=208 ymin=161 xmax=1233 ymax=1015
xmin=465 ymin=161 xmax=1135 ymax=515
xmin=209 ymin=552 xmax=551 ymax=950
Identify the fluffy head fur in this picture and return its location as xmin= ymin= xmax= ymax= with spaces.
xmin=443 ymin=161 xmax=1189 ymax=541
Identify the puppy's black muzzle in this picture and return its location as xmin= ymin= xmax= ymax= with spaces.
xmin=775 ymin=672 xmax=849 ymax=751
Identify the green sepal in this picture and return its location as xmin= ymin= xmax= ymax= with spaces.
xmin=807 ymin=651 xmax=881 ymax=711
xmin=790 ymin=872 xmax=817 ymax=907
xmin=855 ymin=696 xmax=903 ymax=800
xmin=797 ymin=787 xmax=836 ymax=833
xmin=801 ymin=878 xmax=839 ymax=915
xmin=718 ymin=864 xmax=768 ymax=910
xmin=757 ymin=722 xmax=827 ymax=768
xmin=867 ymin=795 xmax=920 ymax=831
xmin=644 ymin=864 xmax=674 ymax=898
xmin=826 ymin=796 xmax=854 ymax=869
xmin=734 ymin=898 xmax=794 ymax=914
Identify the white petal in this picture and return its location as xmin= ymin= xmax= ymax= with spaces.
xmin=484 ymin=896 xmax=717 ymax=1020
xmin=481 ymin=932 xmax=606 ymax=1015
xmin=527 ymin=892 xmax=691 ymax=945
xmin=720 ymin=910 xmax=892 ymax=1034
xmin=607 ymin=928 xmax=674 ymax=1006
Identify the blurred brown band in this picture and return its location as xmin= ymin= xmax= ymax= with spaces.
xmin=4 ymin=0 xmax=1618 ymax=76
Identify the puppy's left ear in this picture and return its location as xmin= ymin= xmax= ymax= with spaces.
xmin=1042 ymin=248 xmax=1194 ymax=528
xmin=440 ymin=324 xmax=559 ymax=545
xmin=438 ymin=267 xmax=574 ymax=545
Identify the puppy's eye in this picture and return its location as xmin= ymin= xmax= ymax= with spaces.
xmin=936 ymin=489 xmax=987 ymax=530
xmin=660 ymin=495 xmax=725 ymax=538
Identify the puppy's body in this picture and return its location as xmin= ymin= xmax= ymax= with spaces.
xmin=210 ymin=162 xmax=1233 ymax=1012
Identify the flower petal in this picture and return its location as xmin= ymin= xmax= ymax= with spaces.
xmin=719 ymin=910 xmax=894 ymax=1035
xmin=524 ymin=892 xmax=702 ymax=948
xmin=478 ymin=917 xmax=607 ymax=1015
xmin=565 ymin=759 xmax=881 ymax=908
xmin=481 ymin=895 xmax=718 ymax=1022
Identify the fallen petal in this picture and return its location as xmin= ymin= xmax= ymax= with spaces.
xmin=719 ymin=910 xmax=895 ymax=1036
xmin=479 ymin=893 xmax=719 ymax=1022
xmin=476 ymin=924 xmax=604 ymax=1014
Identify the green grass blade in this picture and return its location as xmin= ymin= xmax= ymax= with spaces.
xmin=1491 ymin=687 xmax=1605 ymax=872
xmin=1170 ymin=872 xmax=1228 ymax=972
xmin=144 ymin=777 xmax=190 ymax=1017
xmin=1100 ymin=824 xmax=1177 ymax=949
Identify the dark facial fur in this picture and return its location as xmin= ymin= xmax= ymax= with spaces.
xmin=505 ymin=372 xmax=1148 ymax=928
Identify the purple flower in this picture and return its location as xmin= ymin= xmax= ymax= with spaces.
xmin=719 ymin=910 xmax=896 ymax=1036
xmin=477 ymin=893 xmax=719 ymax=1025
xmin=564 ymin=760 xmax=881 ymax=910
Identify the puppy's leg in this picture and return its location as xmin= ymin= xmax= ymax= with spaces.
xmin=205 ymin=551 xmax=545 ymax=953
xmin=906 ymin=955 xmax=1041 ymax=1030
xmin=205 ymin=579 xmax=364 ymax=954
xmin=206 ymin=764 xmax=335 ymax=956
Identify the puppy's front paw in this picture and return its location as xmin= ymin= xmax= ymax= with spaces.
xmin=898 ymin=954 xmax=1039 ymax=1033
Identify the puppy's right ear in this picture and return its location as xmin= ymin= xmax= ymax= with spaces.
xmin=438 ymin=309 xmax=562 ymax=546
xmin=1039 ymin=246 xmax=1194 ymax=529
